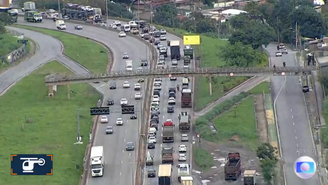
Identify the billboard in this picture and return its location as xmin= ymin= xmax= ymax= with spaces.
xmin=183 ymin=35 xmax=200 ymax=45
xmin=0 ymin=0 xmax=12 ymax=9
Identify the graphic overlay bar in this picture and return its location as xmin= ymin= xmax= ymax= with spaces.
xmin=183 ymin=35 xmax=200 ymax=45
xmin=11 ymin=154 xmax=53 ymax=175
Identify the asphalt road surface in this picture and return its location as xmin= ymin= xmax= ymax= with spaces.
xmin=16 ymin=17 xmax=151 ymax=185
xmin=266 ymin=44 xmax=320 ymax=185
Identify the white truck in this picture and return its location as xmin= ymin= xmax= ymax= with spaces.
xmin=56 ymin=20 xmax=66 ymax=30
xmin=126 ymin=60 xmax=133 ymax=71
xmin=181 ymin=176 xmax=193 ymax=185
xmin=90 ymin=146 xmax=104 ymax=177
xmin=178 ymin=163 xmax=190 ymax=182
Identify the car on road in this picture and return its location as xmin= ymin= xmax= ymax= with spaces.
xmin=122 ymin=52 xmax=129 ymax=59
xmin=152 ymin=95 xmax=160 ymax=102
xmin=178 ymin=153 xmax=187 ymax=162
xmin=157 ymin=43 xmax=164 ymax=49
xmin=119 ymin=31 xmax=126 ymax=37
xmin=148 ymin=136 xmax=157 ymax=143
xmin=281 ymin=48 xmax=288 ymax=54
xmin=100 ymin=116 xmax=108 ymax=123
xmin=154 ymin=40 xmax=161 ymax=45
xmin=153 ymin=82 xmax=162 ymax=91
xmin=116 ymin=118 xmax=124 ymax=125
xmin=138 ymin=78 xmax=145 ymax=83
xmin=120 ymin=98 xmax=128 ymax=105
xmin=144 ymin=34 xmax=151 ymax=40
xmin=172 ymin=59 xmax=178 ymax=66
xmin=135 ymin=92 xmax=142 ymax=100
xmin=168 ymin=97 xmax=176 ymax=105
xmin=134 ymin=83 xmax=141 ymax=91
xmin=74 ymin=24 xmax=83 ymax=30
xmin=130 ymin=115 xmax=137 ymax=119
xmin=106 ymin=126 xmax=113 ymax=134
xmin=181 ymin=134 xmax=189 ymax=142
xmin=159 ymin=55 xmax=165 ymax=60
xmin=111 ymin=24 xmax=117 ymax=29
xmin=178 ymin=145 xmax=187 ymax=153
xmin=167 ymin=106 xmax=174 ymax=113
xmin=160 ymin=29 xmax=166 ymax=34
xmin=148 ymin=141 xmax=155 ymax=149
xmin=147 ymin=168 xmax=156 ymax=178
xmin=169 ymin=87 xmax=176 ymax=93
xmin=113 ymin=20 xmax=121 ymax=26
xmin=169 ymin=92 xmax=175 ymax=98
xmin=160 ymin=35 xmax=166 ymax=41
xmin=141 ymin=59 xmax=148 ymax=66
xmin=107 ymin=98 xmax=114 ymax=105
xmin=184 ymin=65 xmax=189 ymax=69
xmin=123 ymin=81 xmax=130 ymax=88
xmin=109 ymin=82 xmax=116 ymax=89
xmin=275 ymin=51 xmax=282 ymax=57
xmin=170 ymin=76 xmax=177 ymax=81
xmin=125 ymin=142 xmax=135 ymax=151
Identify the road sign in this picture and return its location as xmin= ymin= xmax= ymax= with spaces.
xmin=121 ymin=105 xmax=135 ymax=114
xmin=183 ymin=35 xmax=200 ymax=45
xmin=90 ymin=107 xmax=110 ymax=115
xmin=229 ymin=73 xmax=234 ymax=76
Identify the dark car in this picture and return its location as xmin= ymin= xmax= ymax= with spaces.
xmin=130 ymin=115 xmax=137 ymax=119
xmin=167 ymin=106 xmax=174 ymax=113
xmin=144 ymin=34 xmax=151 ymax=40
xmin=148 ymin=142 xmax=155 ymax=149
xmin=153 ymin=90 xmax=160 ymax=97
xmin=150 ymin=123 xmax=158 ymax=130
xmin=141 ymin=59 xmax=148 ymax=66
xmin=169 ymin=87 xmax=176 ymax=93
xmin=138 ymin=78 xmax=145 ymax=83
xmin=147 ymin=168 xmax=156 ymax=178
xmin=125 ymin=142 xmax=135 ymax=151
xmin=151 ymin=117 xmax=159 ymax=124
xmin=106 ymin=126 xmax=113 ymax=134
xmin=154 ymin=32 xmax=161 ymax=38
xmin=154 ymin=40 xmax=161 ymax=45
xmin=109 ymin=82 xmax=116 ymax=89
xmin=169 ymin=92 xmax=175 ymax=98
xmin=107 ymin=98 xmax=114 ymax=105
xmin=150 ymin=119 xmax=158 ymax=126
xmin=74 ymin=25 xmax=83 ymax=30
xmin=182 ymin=85 xmax=188 ymax=89
xmin=170 ymin=76 xmax=177 ymax=81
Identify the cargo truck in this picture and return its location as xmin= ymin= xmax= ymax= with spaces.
xmin=178 ymin=112 xmax=191 ymax=131
xmin=177 ymin=163 xmax=190 ymax=182
xmin=243 ymin=170 xmax=256 ymax=185
xmin=158 ymin=164 xmax=172 ymax=185
xmin=22 ymin=2 xmax=36 ymax=12
xmin=181 ymin=176 xmax=193 ymax=185
xmin=183 ymin=45 xmax=193 ymax=59
xmin=8 ymin=10 xmax=18 ymax=23
xmin=170 ymin=40 xmax=181 ymax=60
xmin=56 ymin=20 xmax=66 ymax=30
xmin=224 ymin=153 xmax=241 ymax=180
xmin=162 ymin=126 xmax=174 ymax=143
xmin=161 ymin=147 xmax=174 ymax=164
xmin=184 ymin=56 xmax=191 ymax=64
xmin=90 ymin=146 xmax=104 ymax=177
xmin=24 ymin=11 xmax=42 ymax=22
xmin=181 ymin=89 xmax=192 ymax=108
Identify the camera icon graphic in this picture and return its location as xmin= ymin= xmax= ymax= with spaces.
xmin=294 ymin=156 xmax=316 ymax=179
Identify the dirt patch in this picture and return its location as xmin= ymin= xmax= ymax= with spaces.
xmin=254 ymin=94 xmax=269 ymax=143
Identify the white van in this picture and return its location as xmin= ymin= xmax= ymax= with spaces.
xmin=129 ymin=21 xmax=138 ymax=28
xmin=126 ymin=60 xmax=133 ymax=71
xmin=123 ymin=24 xmax=130 ymax=32
xmin=182 ymin=77 xmax=189 ymax=85
xmin=148 ymin=127 xmax=157 ymax=135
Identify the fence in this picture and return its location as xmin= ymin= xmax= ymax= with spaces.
xmin=1 ymin=30 xmax=28 ymax=65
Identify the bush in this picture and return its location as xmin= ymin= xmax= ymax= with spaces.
xmin=193 ymin=147 xmax=214 ymax=170
xmin=195 ymin=92 xmax=249 ymax=141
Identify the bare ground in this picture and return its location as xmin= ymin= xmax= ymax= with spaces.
xmin=192 ymin=95 xmax=269 ymax=185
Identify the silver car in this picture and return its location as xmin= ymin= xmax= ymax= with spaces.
xmin=106 ymin=126 xmax=113 ymax=134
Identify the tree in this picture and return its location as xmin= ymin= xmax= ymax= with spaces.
xmin=257 ymin=143 xmax=277 ymax=160
xmin=107 ymin=2 xmax=133 ymax=19
xmin=220 ymin=42 xmax=267 ymax=67
xmin=261 ymin=159 xmax=277 ymax=184
xmin=153 ymin=5 xmax=179 ymax=27
xmin=0 ymin=21 xmax=6 ymax=34
xmin=0 ymin=13 xmax=13 ymax=25
xmin=229 ymin=20 xmax=276 ymax=49
xmin=181 ymin=12 xmax=216 ymax=34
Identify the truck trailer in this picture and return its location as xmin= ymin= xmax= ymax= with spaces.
xmin=224 ymin=153 xmax=241 ymax=180
xmin=24 ymin=11 xmax=42 ymax=22
xmin=162 ymin=126 xmax=174 ymax=143
xmin=183 ymin=45 xmax=193 ymax=59
xmin=181 ymin=89 xmax=192 ymax=108
xmin=243 ymin=170 xmax=256 ymax=185
xmin=178 ymin=112 xmax=191 ymax=131
xmin=170 ymin=40 xmax=181 ymax=60
xmin=181 ymin=176 xmax=193 ymax=185
xmin=177 ymin=163 xmax=190 ymax=182
xmin=161 ymin=147 xmax=174 ymax=164
xmin=158 ymin=164 xmax=172 ymax=185
xmin=90 ymin=146 xmax=104 ymax=177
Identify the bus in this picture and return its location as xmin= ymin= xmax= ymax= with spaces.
xmin=158 ymin=164 xmax=172 ymax=185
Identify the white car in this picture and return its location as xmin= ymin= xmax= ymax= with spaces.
xmin=152 ymin=95 xmax=160 ymax=102
xmin=172 ymin=59 xmax=178 ymax=66
xmin=178 ymin=154 xmax=187 ymax=161
xmin=151 ymin=101 xmax=159 ymax=108
xmin=275 ymin=51 xmax=282 ymax=57
xmin=157 ymin=63 xmax=164 ymax=69
xmin=134 ymin=83 xmax=141 ymax=90
xmin=160 ymin=35 xmax=166 ymax=40
xmin=119 ymin=31 xmax=126 ymax=37
xmin=153 ymin=83 xmax=162 ymax=90
xmin=154 ymin=78 xmax=162 ymax=82
xmin=140 ymin=33 xmax=144 ymax=38
xmin=111 ymin=24 xmax=117 ymax=29
xmin=116 ymin=118 xmax=124 ymax=125
xmin=160 ymin=29 xmax=166 ymax=34
xmin=100 ymin=116 xmax=108 ymax=123
xmin=178 ymin=145 xmax=187 ymax=153
xmin=168 ymin=97 xmax=176 ymax=105
xmin=123 ymin=81 xmax=130 ymax=88
xmin=148 ymin=136 xmax=157 ymax=143
xmin=183 ymin=65 xmax=189 ymax=69
xmin=120 ymin=98 xmax=128 ymax=105
xmin=114 ymin=20 xmax=121 ymax=26
xmin=135 ymin=92 xmax=142 ymax=99
xmin=137 ymin=67 xmax=143 ymax=72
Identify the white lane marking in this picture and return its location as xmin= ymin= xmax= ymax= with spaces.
xmin=122 ymin=150 xmax=125 ymax=153
xmin=120 ymin=172 xmax=122 ymax=176
xmin=291 ymin=115 xmax=293 ymax=119
xmin=296 ymin=144 xmax=299 ymax=147
xmin=293 ymin=122 xmax=295 ymax=125
xmin=129 ymin=153 xmax=132 ymax=156
xmin=294 ymin=130 xmax=296 ymax=132
xmin=295 ymin=136 xmax=297 ymax=140
xmin=124 ymin=139 xmax=126 ymax=142
xmin=290 ymin=109 xmax=292 ymax=112
xmin=121 ymin=160 xmax=123 ymax=164
xmin=163 ymin=116 xmax=165 ymax=118
xmin=99 ymin=83 xmax=106 ymax=87
xmin=125 ymin=130 xmax=128 ymax=133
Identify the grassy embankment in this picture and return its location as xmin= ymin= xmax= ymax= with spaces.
xmin=193 ymin=82 xmax=270 ymax=170
xmin=0 ymin=26 xmax=108 ymax=185
xmin=0 ymin=33 xmax=32 ymax=71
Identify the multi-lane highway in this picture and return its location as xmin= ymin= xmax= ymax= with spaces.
xmin=266 ymin=44 xmax=320 ymax=185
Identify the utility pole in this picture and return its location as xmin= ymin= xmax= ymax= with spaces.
xmin=150 ymin=4 xmax=153 ymax=25
xmin=105 ymin=0 xmax=108 ymax=24
xmin=137 ymin=0 xmax=140 ymax=20
xmin=295 ymin=22 xmax=298 ymax=50
xmin=57 ymin=0 xmax=61 ymax=17
xmin=77 ymin=109 xmax=81 ymax=141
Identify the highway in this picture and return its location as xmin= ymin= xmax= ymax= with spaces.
xmin=15 ymin=17 xmax=151 ymax=185
xmin=266 ymin=44 xmax=320 ymax=185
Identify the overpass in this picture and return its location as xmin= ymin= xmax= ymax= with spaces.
xmin=45 ymin=66 xmax=317 ymax=85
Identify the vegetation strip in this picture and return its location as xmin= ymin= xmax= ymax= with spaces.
xmin=14 ymin=25 xmax=109 ymax=73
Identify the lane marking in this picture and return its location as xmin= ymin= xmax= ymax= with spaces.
xmin=293 ymin=122 xmax=295 ymax=125
xmin=290 ymin=109 xmax=292 ymax=112
xmin=291 ymin=115 xmax=293 ymax=119
xmin=121 ymin=160 xmax=123 ymax=164
xmin=120 ymin=172 xmax=122 ymax=176
xmin=295 ymin=136 xmax=297 ymax=140
xmin=296 ymin=144 xmax=299 ymax=147
xmin=124 ymin=139 xmax=126 ymax=142
xmin=294 ymin=130 xmax=296 ymax=132
xmin=122 ymin=150 xmax=125 ymax=153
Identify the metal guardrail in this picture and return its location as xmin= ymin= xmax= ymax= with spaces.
xmin=44 ymin=66 xmax=317 ymax=85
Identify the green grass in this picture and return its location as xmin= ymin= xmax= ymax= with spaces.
xmin=0 ymin=61 xmax=101 ymax=185
xmin=15 ymin=25 xmax=109 ymax=73
xmin=248 ymin=82 xmax=270 ymax=94
xmin=213 ymin=96 xmax=258 ymax=150
xmin=0 ymin=33 xmax=22 ymax=56
xmin=193 ymin=147 xmax=214 ymax=171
